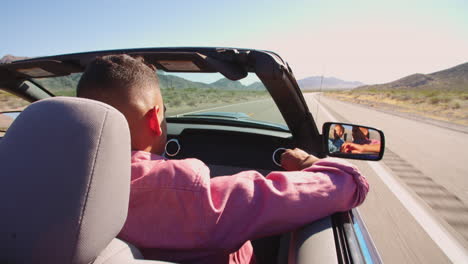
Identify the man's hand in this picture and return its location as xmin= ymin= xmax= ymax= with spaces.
xmin=281 ymin=148 xmax=319 ymax=171
xmin=341 ymin=142 xmax=381 ymax=154
xmin=340 ymin=142 xmax=364 ymax=153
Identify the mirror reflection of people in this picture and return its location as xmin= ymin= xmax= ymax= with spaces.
xmin=341 ymin=126 xmax=381 ymax=154
xmin=328 ymin=124 xmax=344 ymax=153
xmin=77 ymin=55 xmax=370 ymax=264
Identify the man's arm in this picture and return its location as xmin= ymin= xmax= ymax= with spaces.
xmin=202 ymin=151 xmax=369 ymax=251
xmin=341 ymin=142 xmax=381 ymax=154
xmin=120 ymin=150 xmax=368 ymax=254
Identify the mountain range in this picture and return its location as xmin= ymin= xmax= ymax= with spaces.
xmin=356 ymin=62 xmax=468 ymax=91
xmin=0 ymin=55 xmax=29 ymax=64
xmin=158 ymin=73 xmax=266 ymax=91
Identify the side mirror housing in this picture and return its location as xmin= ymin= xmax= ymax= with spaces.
xmin=322 ymin=122 xmax=385 ymax=161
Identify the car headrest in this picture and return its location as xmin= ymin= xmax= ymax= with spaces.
xmin=0 ymin=97 xmax=131 ymax=263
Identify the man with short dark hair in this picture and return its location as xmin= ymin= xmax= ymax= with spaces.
xmin=77 ymin=55 xmax=167 ymax=155
xmin=329 ymin=124 xmax=345 ymax=152
xmin=78 ymin=54 xmax=369 ymax=264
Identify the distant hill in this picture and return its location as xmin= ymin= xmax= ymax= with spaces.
xmin=210 ymin=78 xmax=265 ymax=90
xmin=34 ymin=73 xmax=82 ymax=94
xmin=247 ymin=81 xmax=265 ymax=90
xmin=356 ymin=62 xmax=468 ymax=91
xmin=160 ymin=75 xmax=265 ymax=90
xmin=210 ymin=78 xmax=245 ymax=90
xmin=297 ymin=76 xmax=364 ymax=91
xmin=158 ymin=73 xmax=212 ymax=89
xmin=0 ymin=55 xmax=29 ymax=64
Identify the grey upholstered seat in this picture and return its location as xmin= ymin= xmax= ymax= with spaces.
xmin=94 ymin=239 xmax=176 ymax=264
xmin=0 ymin=97 xmax=174 ymax=264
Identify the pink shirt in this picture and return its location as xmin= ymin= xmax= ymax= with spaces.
xmin=118 ymin=151 xmax=369 ymax=263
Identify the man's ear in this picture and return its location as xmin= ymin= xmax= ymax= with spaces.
xmin=147 ymin=106 xmax=162 ymax=136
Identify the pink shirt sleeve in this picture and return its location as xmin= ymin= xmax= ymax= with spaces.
xmin=203 ymin=158 xmax=368 ymax=250
xmin=119 ymin=153 xmax=369 ymax=254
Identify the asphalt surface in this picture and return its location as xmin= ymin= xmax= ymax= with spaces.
xmin=185 ymin=94 xmax=468 ymax=263
xmin=304 ymin=94 xmax=461 ymax=263
xmin=308 ymin=93 xmax=468 ymax=263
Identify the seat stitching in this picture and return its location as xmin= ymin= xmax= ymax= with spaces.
xmin=70 ymin=109 xmax=110 ymax=263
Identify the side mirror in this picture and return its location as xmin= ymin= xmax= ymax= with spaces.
xmin=322 ymin=122 xmax=385 ymax=161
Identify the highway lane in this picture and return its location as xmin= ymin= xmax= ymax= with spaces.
xmin=303 ymin=94 xmax=464 ymax=263
xmin=177 ymin=98 xmax=286 ymax=125
xmin=307 ymin=93 xmax=468 ymax=243
xmin=181 ymin=95 xmax=468 ymax=263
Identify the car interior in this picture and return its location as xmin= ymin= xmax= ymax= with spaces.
xmin=0 ymin=48 xmax=380 ymax=264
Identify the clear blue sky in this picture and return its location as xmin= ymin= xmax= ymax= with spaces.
xmin=2 ymin=0 xmax=468 ymax=84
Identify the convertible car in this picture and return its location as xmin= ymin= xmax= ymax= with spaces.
xmin=0 ymin=48 xmax=384 ymax=263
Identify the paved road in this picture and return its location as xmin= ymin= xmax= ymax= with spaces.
xmin=185 ymin=94 xmax=468 ymax=263
xmin=178 ymin=98 xmax=286 ymax=125
xmin=304 ymin=93 xmax=468 ymax=263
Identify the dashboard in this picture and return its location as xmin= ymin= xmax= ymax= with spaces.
xmin=165 ymin=122 xmax=294 ymax=175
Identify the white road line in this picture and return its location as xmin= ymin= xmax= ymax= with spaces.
xmin=311 ymin=94 xmax=468 ymax=263
xmin=178 ymin=98 xmax=271 ymax=115
xmin=367 ymin=162 xmax=468 ymax=263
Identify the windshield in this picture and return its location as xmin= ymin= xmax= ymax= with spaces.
xmin=32 ymin=71 xmax=288 ymax=130
xmin=0 ymin=90 xmax=29 ymax=136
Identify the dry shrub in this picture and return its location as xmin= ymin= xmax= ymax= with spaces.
xmin=187 ymin=100 xmax=197 ymax=107
xmin=430 ymin=97 xmax=440 ymax=104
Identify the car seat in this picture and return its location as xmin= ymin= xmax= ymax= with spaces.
xmin=0 ymin=97 xmax=174 ymax=264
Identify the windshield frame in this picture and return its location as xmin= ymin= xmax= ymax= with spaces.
xmin=0 ymin=47 xmax=322 ymax=151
